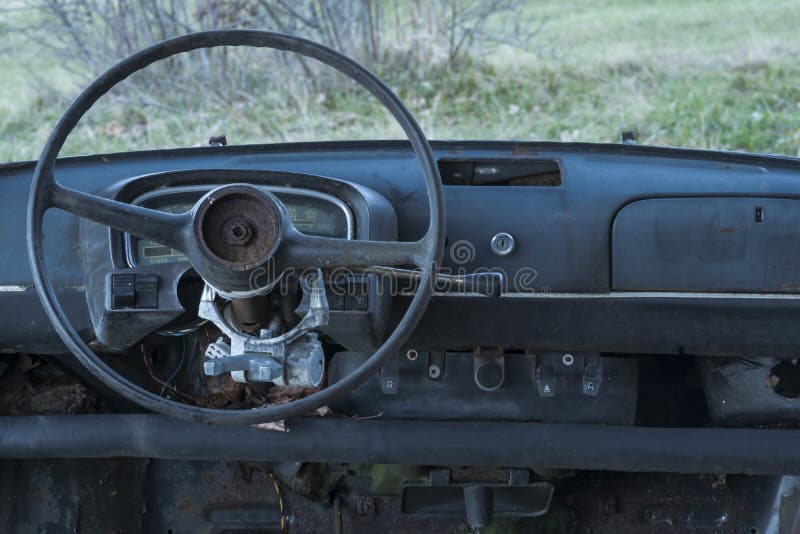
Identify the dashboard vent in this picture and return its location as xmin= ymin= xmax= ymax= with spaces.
xmin=438 ymin=159 xmax=562 ymax=186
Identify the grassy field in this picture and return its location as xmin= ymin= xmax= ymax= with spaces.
xmin=1 ymin=0 xmax=800 ymax=163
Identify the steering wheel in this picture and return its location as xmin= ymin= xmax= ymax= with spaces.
xmin=26 ymin=30 xmax=445 ymax=424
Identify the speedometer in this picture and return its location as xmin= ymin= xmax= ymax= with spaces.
xmin=127 ymin=186 xmax=353 ymax=266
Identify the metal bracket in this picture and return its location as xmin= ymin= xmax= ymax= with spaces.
xmin=401 ymin=468 xmax=553 ymax=530
xmin=200 ymin=270 xmax=329 ymax=386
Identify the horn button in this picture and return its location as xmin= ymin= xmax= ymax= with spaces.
xmin=194 ymin=185 xmax=282 ymax=269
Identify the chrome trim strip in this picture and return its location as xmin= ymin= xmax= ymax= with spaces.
xmin=0 ymin=285 xmax=30 ymax=292
xmin=433 ymin=290 xmax=800 ymax=300
xmin=0 ymin=285 xmax=85 ymax=293
xmin=124 ymin=184 xmax=355 ymax=267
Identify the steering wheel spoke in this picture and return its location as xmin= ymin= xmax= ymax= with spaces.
xmin=282 ymin=229 xmax=427 ymax=270
xmin=50 ymin=183 xmax=192 ymax=253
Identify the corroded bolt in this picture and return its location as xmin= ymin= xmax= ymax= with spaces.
xmin=222 ymin=216 xmax=253 ymax=246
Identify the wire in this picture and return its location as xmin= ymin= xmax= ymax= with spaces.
xmin=141 ymin=344 xmax=198 ymax=404
xmin=265 ymin=469 xmax=288 ymax=534
xmin=156 ymin=318 xmax=208 ymax=337
xmin=160 ymin=335 xmax=188 ymax=397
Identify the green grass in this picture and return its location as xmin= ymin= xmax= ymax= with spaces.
xmin=2 ymin=0 xmax=800 ymax=163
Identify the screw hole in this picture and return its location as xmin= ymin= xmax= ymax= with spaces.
xmin=406 ymin=349 xmax=418 ymax=361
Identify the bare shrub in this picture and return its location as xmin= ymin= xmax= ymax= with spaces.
xmin=21 ymin=0 xmax=541 ymax=108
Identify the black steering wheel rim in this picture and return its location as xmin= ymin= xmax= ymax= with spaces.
xmin=26 ymin=30 xmax=445 ymax=424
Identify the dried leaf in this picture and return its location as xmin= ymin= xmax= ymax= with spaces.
xmin=266 ymin=386 xmax=318 ymax=404
xmin=252 ymin=420 xmax=288 ymax=432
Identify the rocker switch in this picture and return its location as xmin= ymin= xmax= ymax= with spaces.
xmin=111 ymin=273 xmax=159 ymax=310
xmin=111 ymin=274 xmax=135 ymax=309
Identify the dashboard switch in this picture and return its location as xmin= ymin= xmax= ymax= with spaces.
xmin=536 ymin=362 xmax=556 ymax=397
xmin=134 ymin=274 xmax=159 ymax=309
xmin=581 ymin=355 xmax=603 ymax=396
xmin=110 ymin=274 xmax=135 ymax=309
xmin=110 ymin=273 xmax=159 ymax=309
xmin=380 ymin=361 xmax=399 ymax=395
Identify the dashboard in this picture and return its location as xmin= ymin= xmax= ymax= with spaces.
xmin=4 ymin=141 xmax=800 ymax=358
xmin=126 ymin=186 xmax=354 ymax=266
